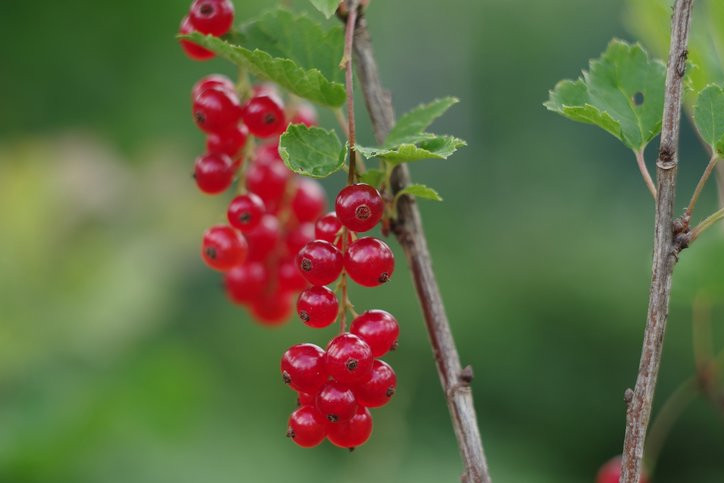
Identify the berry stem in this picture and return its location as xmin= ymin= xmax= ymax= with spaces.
xmin=635 ymin=148 xmax=657 ymax=200
xmin=342 ymin=0 xmax=359 ymax=186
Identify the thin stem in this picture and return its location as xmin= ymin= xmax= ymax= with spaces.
xmin=686 ymin=154 xmax=720 ymax=217
xmin=689 ymin=206 xmax=724 ymax=243
xmin=342 ymin=0 xmax=359 ymax=185
xmin=635 ymin=149 xmax=658 ymax=200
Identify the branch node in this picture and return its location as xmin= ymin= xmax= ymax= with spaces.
xmin=460 ymin=365 xmax=475 ymax=385
xmin=624 ymin=388 xmax=634 ymax=406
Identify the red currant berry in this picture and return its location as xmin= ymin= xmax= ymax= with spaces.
xmin=179 ymin=16 xmax=215 ymax=61
xmin=285 ymin=223 xmax=315 ymax=256
xmin=596 ymin=456 xmax=649 ymax=483
xmin=192 ymin=87 xmax=242 ymax=134
xmin=193 ymin=152 xmax=235 ymax=194
xmin=281 ymin=344 xmax=327 ymax=394
xmin=335 ymin=183 xmax=384 ymax=233
xmin=254 ymin=142 xmax=282 ymax=164
xmin=245 ymin=158 xmax=291 ymax=206
xmin=350 ymin=310 xmax=399 ymax=357
xmin=251 ymin=289 xmax=293 ymax=326
xmin=290 ymin=102 xmax=318 ymax=127
xmin=227 ymin=193 xmax=265 ymax=232
xmin=296 ymin=240 xmax=343 ymax=286
xmin=325 ymin=333 xmax=373 ymax=384
xmin=241 ymin=95 xmax=286 ymax=138
xmin=244 ymin=214 xmax=281 ymax=262
xmin=326 ymin=406 xmax=373 ymax=449
xmin=287 ymin=406 xmax=327 ymax=448
xmin=314 ymin=212 xmax=343 ymax=244
xmin=353 ymin=360 xmax=396 ymax=408
xmin=344 ymin=237 xmax=395 ymax=287
xmin=192 ymin=74 xmax=235 ymax=100
xmin=292 ymin=178 xmax=326 ymax=223
xmin=201 ymin=225 xmax=248 ymax=271
xmin=206 ymin=123 xmax=249 ymax=158
xmin=297 ymin=286 xmax=338 ymax=328
xmin=224 ymin=262 xmax=268 ymax=305
xmin=188 ymin=0 xmax=234 ymax=36
xmin=297 ymin=391 xmax=316 ymax=407
xmin=316 ymin=381 xmax=357 ymax=423
xmin=278 ymin=256 xmax=309 ymax=293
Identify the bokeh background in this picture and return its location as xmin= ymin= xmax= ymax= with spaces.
xmin=1 ymin=0 xmax=723 ymax=481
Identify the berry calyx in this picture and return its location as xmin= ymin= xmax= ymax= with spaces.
xmin=316 ymin=381 xmax=357 ymax=423
xmin=227 ymin=193 xmax=266 ymax=232
xmin=326 ymin=406 xmax=373 ymax=449
xmin=296 ymin=240 xmax=344 ymax=286
xmin=335 ymin=183 xmax=384 ymax=233
xmin=292 ymin=178 xmax=326 ymax=223
xmin=192 ymin=87 xmax=242 ymax=134
xmin=241 ymin=95 xmax=286 ymax=138
xmin=297 ymin=286 xmax=339 ymax=328
xmin=353 ymin=360 xmax=396 ymax=408
xmin=193 ymin=152 xmax=235 ymax=194
xmin=344 ymin=237 xmax=395 ymax=287
xmin=206 ymin=123 xmax=249 ymax=158
xmin=281 ymin=344 xmax=327 ymax=394
xmin=201 ymin=225 xmax=248 ymax=271
xmin=192 ymin=74 xmax=235 ymax=100
xmin=188 ymin=0 xmax=234 ymax=37
xmin=224 ymin=262 xmax=268 ymax=305
xmin=325 ymin=333 xmax=374 ymax=384
xmin=350 ymin=310 xmax=399 ymax=357
xmin=179 ymin=16 xmax=215 ymax=61
xmin=287 ymin=406 xmax=327 ymax=448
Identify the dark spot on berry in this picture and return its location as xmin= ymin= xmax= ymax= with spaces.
xmin=378 ymin=272 xmax=390 ymax=283
xmin=390 ymin=340 xmax=399 ymax=351
xmin=300 ymin=258 xmax=312 ymax=272
xmin=386 ymin=387 xmax=395 ymax=397
xmin=327 ymin=414 xmax=338 ymax=423
xmin=355 ymin=204 xmax=371 ymax=220
xmin=194 ymin=111 xmax=206 ymax=124
xmin=199 ymin=2 xmax=214 ymax=15
xmin=205 ymin=247 xmax=217 ymax=259
xmin=263 ymin=113 xmax=277 ymax=125
xmin=296 ymin=397 xmax=301 ymax=407
xmin=633 ymin=91 xmax=644 ymax=106
xmin=239 ymin=212 xmax=251 ymax=223
xmin=282 ymin=371 xmax=292 ymax=384
xmin=299 ymin=310 xmax=310 ymax=322
xmin=286 ymin=428 xmax=295 ymax=439
xmin=346 ymin=359 xmax=358 ymax=371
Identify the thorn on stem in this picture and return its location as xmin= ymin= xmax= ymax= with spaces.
xmin=460 ymin=365 xmax=474 ymax=385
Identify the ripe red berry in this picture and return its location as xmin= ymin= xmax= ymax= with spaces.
xmin=292 ymin=178 xmax=326 ymax=223
xmin=192 ymin=87 xmax=242 ymax=134
xmin=227 ymin=193 xmax=265 ymax=232
xmin=297 ymin=286 xmax=339 ymax=328
xmin=278 ymin=256 xmax=309 ymax=293
xmin=241 ymin=95 xmax=286 ymax=138
xmin=344 ymin=237 xmax=395 ymax=287
xmin=326 ymin=406 xmax=373 ymax=449
xmin=596 ymin=456 xmax=649 ymax=483
xmin=353 ymin=360 xmax=396 ymax=408
xmin=179 ymin=16 xmax=215 ymax=61
xmin=296 ymin=240 xmax=343 ymax=286
xmin=245 ymin=158 xmax=291 ymax=206
xmin=206 ymin=123 xmax=249 ymax=158
xmin=325 ymin=333 xmax=373 ymax=384
xmin=285 ymin=222 xmax=315 ymax=256
xmin=244 ymin=214 xmax=281 ymax=262
xmin=193 ymin=152 xmax=235 ymax=194
xmin=297 ymin=391 xmax=316 ymax=407
xmin=188 ymin=0 xmax=234 ymax=36
xmin=335 ymin=183 xmax=384 ymax=233
xmin=350 ymin=310 xmax=399 ymax=357
xmin=281 ymin=344 xmax=327 ymax=394
xmin=290 ymin=102 xmax=318 ymax=127
xmin=254 ymin=142 xmax=282 ymax=164
xmin=201 ymin=225 xmax=248 ymax=271
xmin=316 ymin=381 xmax=357 ymax=423
xmin=224 ymin=262 xmax=268 ymax=305
xmin=251 ymin=289 xmax=293 ymax=325
xmin=192 ymin=74 xmax=235 ymax=100
xmin=314 ymin=212 xmax=343 ymax=244
xmin=287 ymin=406 xmax=327 ymax=448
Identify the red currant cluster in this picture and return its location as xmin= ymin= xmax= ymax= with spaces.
xmin=178 ymin=0 xmax=234 ymax=61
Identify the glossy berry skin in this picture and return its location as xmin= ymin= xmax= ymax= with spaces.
xmin=316 ymin=381 xmax=357 ymax=423
xmin=292 ymin=178 xmax=326 ymax=223
xmin=285 ymin=223 xmax=315 ymax=256
xmin=227 ymin=193 xmax=265 ymax=232
xmin=244 ymin=214 xmax=281 ymax=262
xmin=241 ymin=95 xmax=286 ymax=138
xmin=192 ymin=87 xmax=242 ymax=134
xmin=287 ymin=406 xmax=327 ymax=448
xmin=193 ymin=152 xmax=235 ymax=194
xmin=350 ymin=310 xmax=399 ymax=357
xmin=297 ymin=286 xmax=338 ymax=328
xmin=326 ymin=406 xmax=373 ymax=449
xmin=245 ymin=158 xmax=290 ymax=206
xmin=251 ymin=289 xmax=292 ymax=326
xmin=596 ymin=456 xmax=649 ymax=483
xmin=201 ymin=225 xmax=248 ymax=271
xmin=278 ymin=256 xmax=308 ymax=293
xmin=335 ymin=184 xmax=384 ymax=233
xmin=192 ymin=74 xmax=235 ymax=100
xmin=314 ymin=212 xmax=343 ymax=244
xmin=353 ymin=360 xmax=396 ymax=408
xmin=188 ymin=0 xmax=234 ymax=36
xmin=296 ymin=240 xmax=344 ymax=286
xmin=281 ymin=344 xmax=327 ymax=394
xmin=206 ymin=123 xmax=248 ymax=158
xmin=325 ymin=333 xmax=373 ymax=384
xmin=224 ymin=262 xmax=268 ymax=305
xmin=179 ymin=16 xmax=215 ymax=61
xmin=297 ymin=392 xmax=315 ymax=407
xmin=344 ymin=237 xmax=395 ymax=287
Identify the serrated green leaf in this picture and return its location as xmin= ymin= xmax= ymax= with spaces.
xmin=358 ymin=169 xmax=385 ymax=187
xmin=386 ymin=97 xmax=459 ymax=146
xmin=279 ymin=124 xmax=346 ymax=178
xmin=693 ymin=84 xmax=724 ymax=154
xmin=545 ymin=39 xmax=666 ymax=150
xmin=397 ymin=184 xmax=443 ymax=201
xmin=356 ymin=136 xmax=466 ymax=165
xmin=182 ymin=33 xmax=345 ymax=107
xmin=309 ymin=0 xmax=340 ymax=18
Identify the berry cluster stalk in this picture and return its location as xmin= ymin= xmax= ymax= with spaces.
xmin=620 ymin=1 xmax=695 ymax=481
xmin=340 ymin=3 xmax=492 ymax=482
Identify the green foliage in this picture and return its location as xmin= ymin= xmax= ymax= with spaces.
xmin=279 ymin=124 xmax=346 ymax=178
xmin=386 ymin=97 xmax=459 ymax=145
xmin=356 ymin=135 xmax=465 ymax=165
xmin=309 ymin=0 xmax=340 ymax=18
xmin=396 ymin=184 xmax=443 ymax=202
xmin=545 ymin=39 xmax=666 ymax=151
xmin=693 ymin=84 xmax=724 ymax=155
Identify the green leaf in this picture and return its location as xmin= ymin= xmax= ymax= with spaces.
xmin=693 ymin=84 xmax=724 ymax=154
xmin=396 ymin=184 xmax=443 ymax=201
xmin=182 ymin=32 xmax=345 ymax=107
xmin=309 ymin=0 xmax=340 ymax=18
xmin=356 ymin=135 xmax=466 ymax=165
xmin=386 ymin=97 xmax=459 ymax=145
xmin=544 ymin=39 xmax=666 ymax=150
xmin=358 ymin=169 xmax=385 ymax=188
xmin=279 ymin=124 xmax=346 ymax=178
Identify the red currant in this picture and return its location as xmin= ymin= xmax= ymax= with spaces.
xmin=188 ymin=0 xmax=234 ymax=37
xmin=192 ymin=74 xmax=235 ymax=100
xmin=314 ymin=212 xmax=343 ymax=244
xmin=245 ymin=158 xmax=291 ymax=206
xmin=350 ymin=310 xmax=399 ymax=357
xmin=241 ymin=95 xmax=286 ymax=138
xmin=285 ymin=222 xmax=315 ymax=256
xmin=227 ymin=193 xmax=265 ymax=232
xmin=193 ymin=152 xmax=235 ymax=194
xmin=296 ymin=240 xmax=343 ymax=286
xmin=287 ymin=406 xmax=327 ymax=448
xmin=316 ymin=381 xmax=357 ymax=422
xmin=224 ymin=262 xmax=268 ymax=305
xmin=254 ymin=142 xmax=282 ymax=164
xmin=290 ymin=102 xmax=318 ymax=127
xmin=251 ymin=289 xmax=292 ymax=325
xmin=278 ymin=256 xmax=309 ymax=293
xmin=206 ymin=123 xmax=249 ymax=158
xmin=297 ymin=286 xmax=339 ymax=328
xmin=596 ymin=456 xmax=649 ymax=483
xmin=353 ymin=360 xmax=396 ymax=408
xmin=335 ymin=183 xmax=384 ymax=233
xmin=325 ymin=333 xmax=373 ymax=384
xmin=244 ymin=214 xmax=281 ymax=262
xmin=292 ymin=178 xmax=326 ymax=223
xmin=192 ymin=87 xmax=242 ymax=134
xmin=344 ymin=237 xmax=395 ymax=287
xmin=297 ymin=391 xmax=316 ymax=407
xmin=281 ymin=344 xmax=327 ymax=394
xmin=326 ymin=406 xmax=373 ymax=449
xmin=179 ymin=16 xmax=215 ymax=61
xmin=201 ymin=225 xmax=248 ymax=271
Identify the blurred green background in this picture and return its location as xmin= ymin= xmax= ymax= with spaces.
xmin=1 ymin=0 xmax=723 ymax=481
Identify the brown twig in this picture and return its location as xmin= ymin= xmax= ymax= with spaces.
xmin=621 ymin=1 xmax=695 ymax=482
xmin=343 ymin=5 xmax=491 ymax=482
